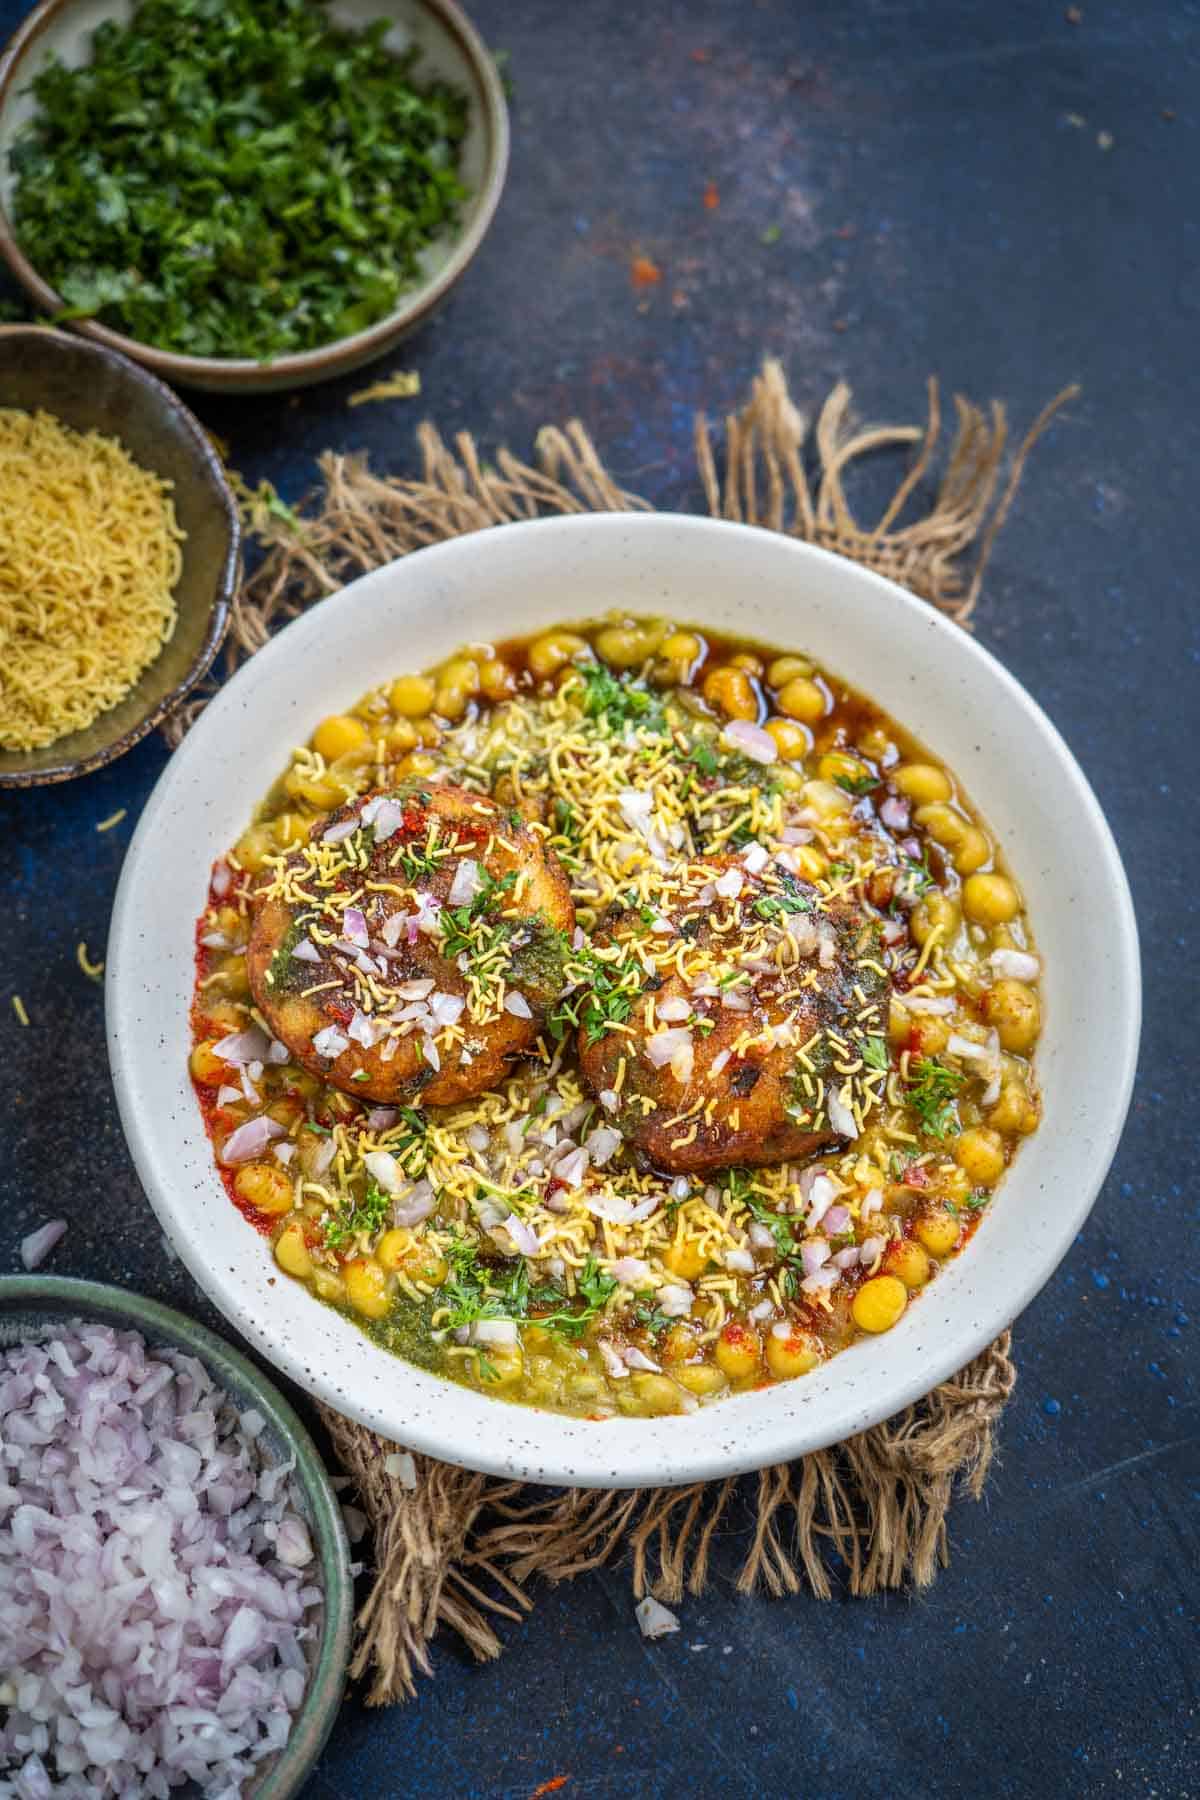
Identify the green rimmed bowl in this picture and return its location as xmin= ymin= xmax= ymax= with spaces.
xmin=0 ymin=1275 xmax=353 ymax=1800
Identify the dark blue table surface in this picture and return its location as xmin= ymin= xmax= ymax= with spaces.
xmin=2 ymin=2 xmax=1197 ymax=1795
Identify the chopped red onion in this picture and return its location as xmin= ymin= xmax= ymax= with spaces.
xmin=364 ymin=1149 xmax=401 ymax=1193
xmin=723 ymin=719 xmax=778 ymax=764
xmin=220 ymin=1115 xmax=285 ymax=1165
xmin=800 ymin=1266 xmax=840 ymax=1295
xmin=981 ymin=1027 xmax=1004 ymax=1107
xmin=670 ymin=1176 xmax=692 ymax=1201
xmin=714 ymin=867 xmax=744 ymax=899
xmin=719 ymin=988 xmax=751 ymax=1013
xmin=622 ymin=1346 xmax=661 ymax=1373
xmin=504 ymin=991 xmax=533 ymax=1020
xmin=748 ymin=1222 xmax=776 ymax=1250
xmin=598 ymin=1088 xmax=619 ymax=1113
xmin=880 ymin=917 xmax=907 ymax=945
xmin=724 ymin=1247 xmax=755 ymax=1274
xmin=447 ymin=858 xmax=482 ymax=908
xmin=860 ymin=1235 xmax=886 ymax=1265
xmin=861 ymin=1186 xmax=884 ymax=1217
xmin=742 ymin=843 xmax=770 ymax=874
xmin=430 ymin=992 xmax=466 ymax=1028
xmin=216 ymin=1083 xmax=241 ymax=1107
xmin=370 ymin=798 xmax=406 ymax=843
xmin=383 ymin=1451 xmax=417 ymax=1489
xmin=367 ymin=1106 xmax=399 ymax=1130
xmin=827 ymin=1090 xmax=859 ymax=1140
xmin=797 ymin=1164 xmax=827 ymax=1202
xmin=636 ymin=1596 xmax=680 ymax=1639
xmin=392 ymin=1179 xmax=436 ymax=1228
xmin=823 ymin=1204 xmax=851 ymax=1235
xmin=342 ymin=907 xmax=369 ymax=948
xmin=650 ymin=915 xmax=676 ymax=936
xmin=646 ymin=1027 xmax=692 ymax=1070
xmin=19 ymin=1220 xmax=67 ymax=1271
xmin=310 ymin=1139 xmax=336 ymax=1179
xmin=497 ymin=1213 xmax=540 ymax=1257
xmin=272 ymin=1142 xmax=297 ymax=1168
xmin=990 ymin=948 xmax=1040 ymax=982
xmin=832 ymin=1246 xmax=860 ymax=1270
xmin=947 ymin=1032 xmax=991 ymax=1063
xmin=555 ymin=1147 xmax=590 ymax=1190
xmin=709 ymin=1047 xmax=732 ymax=1076
xmin=880 ymin=795 xmax=910 ymax=831
xmin=585 ymin=1125 xmax=623 ymax=1168
xmin=0 ymin=1324 xmax=322 ymax=1799
xmin=904 ymin=994 xmax=955 ymax=1015
xmin=212 ymin=1025 xmax=270 ymax=1066
xmin=609 ymin=1257 xmax=652 ymax=1287
xmin=805 ymin=1174 xmax=837 ymax=1228
xmin=749 ymin=1298 xmax=775 ymax=1323
xmin=599 ymin=1340 xmax=630 ymax=1381
xmin=379 ymin=913 xmax=409 ymax=949
xmin=800 ymin=1238 xmax=831 ymax=1275
xmin=211 ymin=860 xmax=232 ymax=897
xmin=311 ymin=1024 xmax=349 ymax=1060
xmin=473 ymin=1319 xmax=517 ymax=1347
xmin=655 ymin=996 xmax=692 ymax=1023
xmin=779 ymin=825 xmax=814 ymax=845
xmin=322 ymin=816 xmax=359 ymax=843
xmin=347 ymin=1009 xmax=381 ymax=1049
xmin=657 ymin=1282 xmax=694 ymax=1318
xmin=465 ymin=1124 xmax=490 ymax=1153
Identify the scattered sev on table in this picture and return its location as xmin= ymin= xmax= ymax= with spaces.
xmin=0 ymin=408 xmax=185 ymax=752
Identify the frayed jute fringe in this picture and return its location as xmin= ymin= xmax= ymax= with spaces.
xmin=173 ymin=361 xmax=1069 ymax=1705
xmin=163 ymin=360 xmax=1076 ymax=746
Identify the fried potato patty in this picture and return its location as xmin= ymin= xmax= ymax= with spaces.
xmin=577 ymin=853 xmax=887 ymax=1174
xmin=247 ymin=784 xmax=574 ymax=1106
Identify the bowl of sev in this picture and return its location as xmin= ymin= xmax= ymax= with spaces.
xmin=0 ymin=325 xmax=239 ymax=786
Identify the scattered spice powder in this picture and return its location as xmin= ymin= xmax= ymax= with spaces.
xmin=703 ymin=181 xmax=720 ymax=210
xmin=630 ymin=255 xmax=662 ymax=288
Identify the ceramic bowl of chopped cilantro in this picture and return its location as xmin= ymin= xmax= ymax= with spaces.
xmin=0 ymin=0 xmax=509 ymax=391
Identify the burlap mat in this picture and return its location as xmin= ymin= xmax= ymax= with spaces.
xmin=177 ymin=361 xmax=1075 ymax=1704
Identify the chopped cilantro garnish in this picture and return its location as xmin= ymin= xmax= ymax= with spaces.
xmin=579 ymin=662 xmax=661 ymax=732
xmin=835 ymin=772 xmax=881 ymax=796
xmin=529 ymin=1256 xmax=618 ymax=1338
xmin=862 ymin=1035 xmax=890 ymax=1072
xmin=323 ymin=1179 xmax=392 ymax=1252
xmin=395 ymin=841 xmax=439 ymax=881
xmin=438 ymin=867 xmax=518 ymax=959
xmin=549 ymin=944 xmax=641 ymax=1044
xmin=906 ymin=1057 xmax=965 ymax=1139
xmin=10 ymin=0 xmax=471 ymax=360
xmin=688 ymin=739 xmax=721 ymax=778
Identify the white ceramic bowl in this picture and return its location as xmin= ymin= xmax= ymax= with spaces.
xmin=107 ymin=515 xmax=1140 ymax=1488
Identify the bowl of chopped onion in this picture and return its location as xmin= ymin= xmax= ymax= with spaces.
xmin=0 ymin=1275 xmax=353 ymax=1798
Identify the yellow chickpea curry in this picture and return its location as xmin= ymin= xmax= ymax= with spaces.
xmin=190 ymin=619 xmax=1042 ymax=1420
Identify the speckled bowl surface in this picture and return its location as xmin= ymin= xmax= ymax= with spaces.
xmin=0 ymin=0 xmax=509 ymax=394
xmin=106 ymin=514 xmax=1141 ymax=1489
xmin=0 ymin=1274 xmax=352 ymax=1800
xmin=0 ymin=326 xmax=239 ymax=787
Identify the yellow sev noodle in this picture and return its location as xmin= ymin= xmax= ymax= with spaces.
xmin=0 ymin=408 xmax=185 ymax=752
